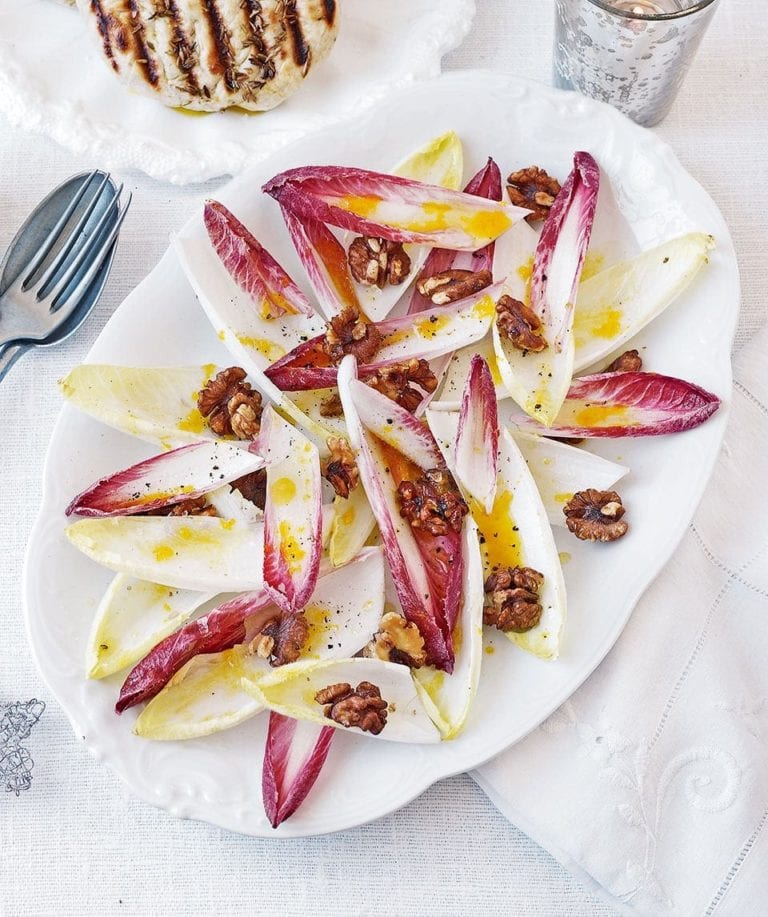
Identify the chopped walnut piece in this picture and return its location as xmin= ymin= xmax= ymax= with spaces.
xmin=483 ymin=566 xmax=544 ymax=633
xmin=416 ymin=269 xmax=492 ymax=305
xmin=197 ymin=367 xmax=263 ymax=439
xmin=495 ymin=295 xmax=548 ymax=353
xmin=315 ymin=681 xmax=389 ymax=735
xmin=367 ymin=611 xmax=427 ymax=668
xmin=319 ymin=392 xmax=344 ymax=418
xmin=230 ymin=469 xmax=267 ymax=509
xmin=563 ymin=489 xmax=629 ymax=542
xmin=145 ymin=496 xmax=217 ymax=517
xmin=365 ymin=358 xmax=438 ymax=414
xmin=324 ymin=306 xmax=383 ymax=365
xmin=397 ymin=468 xmax=468 ymax=536
xmin=506 ymin=166 xmax=562 ymax=222
xmin=347 ymin=236 xmax=411 ymax=288
xmin=605 ymin=349 xmax=643 ymax=373
xmin=321 ymin=436 xmax=359 ymax=499
xmin=258 ymin=613 xmax=309 ymax=667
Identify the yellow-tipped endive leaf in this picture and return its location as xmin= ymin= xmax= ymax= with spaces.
xmin=328 ymin=485 xmax=377 ymax=567
xmin=261 ymin=408 xmax=323 ymax=614
xmin=482 ymin=429 xmax=567 ymax=659
xmin=510 ymin=430 xmax=628 ymax=527
xmin=427 ymin=410 xmax=566 ymax=658
xmin=414 ymin=518 xmax=484 ymax=739
xmin=66 ymin=441 xmax=264 ymax=517
xmin=66 ymin=516 xmax=264 ymax=592
xmin=264 ymin=166 xmax=527 ymax=252
xmin=173 ymin=210 xmax=334 ymax=444
xmin=173 ymin=205 xmax=324 ymax=369
xmin=573 ymin=233 xmax=715 ymax=371
xmin=427 ymin=408 xmax=625 ymax=530
xmin=135 ymin=548 xmax=386 ymax=740
xmin=349 ymin=132 xmax=464 ymax=322
xmin=493 ymin=153 xmax=600 ymax=426
xmin=86 ymin=576 xmax=218 ymax=679
xmin=135 ymin=646 xmax=265 ymax=740
xmin=60 ymin=364 xmax=222 ymax=448
xmin=243 ymin=658 xmax=441 ymax=744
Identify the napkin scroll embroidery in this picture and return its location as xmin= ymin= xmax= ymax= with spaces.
xmin=542 ymin=701 xmax=741 ymax=909
xmin=0 ymin=699 xmax=45 ymax=795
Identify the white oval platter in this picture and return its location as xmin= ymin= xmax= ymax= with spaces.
xmin=24 ymin=72 xmax=739 ymax=837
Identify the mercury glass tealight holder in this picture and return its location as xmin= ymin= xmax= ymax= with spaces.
xmin=553 ymin=0 xmax=721 ymax=127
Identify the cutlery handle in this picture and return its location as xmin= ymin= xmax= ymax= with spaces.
xmin=0 ymin=343 xmax=29 ymax=383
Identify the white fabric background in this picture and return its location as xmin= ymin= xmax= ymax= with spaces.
xmin=0 ymin=1 xmax=765 ymax=915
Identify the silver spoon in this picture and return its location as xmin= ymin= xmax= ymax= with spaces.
xmin=0 ymin=170 xmax=130 ymax=383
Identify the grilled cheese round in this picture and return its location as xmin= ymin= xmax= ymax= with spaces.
xmin=77 ymin=0 xmax=339 ymax=112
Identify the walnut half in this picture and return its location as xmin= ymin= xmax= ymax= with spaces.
xmin=506 ymin=166 xmax=562 ymax=222
xmin=347 ymin=236 xmax=411 ymax=288
xmin=366 ymin=612 xmax=426 ymax=668
xmin=483 ymin=566 xmax=544 ymax=633
xmin=145 ymin=496 xmax=217 ymax=517
xmin=563 ymin=489 xmax=629 ymax=542
xmin=605 ymin=349 xmax=643 ymax=373
xmin=315 ymin=681 xmax=389 ymax=735
xmin=397 ymin=468 xmax=468 ymax=536
xmin=495 ymin=295 xmax=547 ymax=353
xmin=324 ymin=306 xmax=382 ymax=365
xmin=197 ymin=367 xmax=263 ymax=440
xmin=254 ymin=613 xmax=309 ymax=667
xmin=416 ymin=269 xmax=492 ymax=305
xmin=321 ymin=436 xmax=359 ymax=499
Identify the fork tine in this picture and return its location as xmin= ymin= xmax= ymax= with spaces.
xmin=31 ymin=172 xmax=112 ymax=297
xmin=20 ymin=170 xmax=101 ymax=288
xmin=45 ymin=183 xmax=124 ymax=308
xmin=48 ymin=194 xmax=132 ymax=321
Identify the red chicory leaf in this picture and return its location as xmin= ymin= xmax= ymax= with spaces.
xmin=262 ymin=713 xmax=335 ymax=828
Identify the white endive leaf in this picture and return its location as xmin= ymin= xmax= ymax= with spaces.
xmin=66 ymin=516 xmax=264 ymax=591
xmin=573 ymin=232 xmax=714 ymax=371
xmin=60 ymin=364 xmax=221 ymax=448
xmin=483 ymin=429 xmax=567 ymax=658
xmin=86 ymin=576 xmax=217 ymax=679
xmin=135 ymin=646 xmax=265 ymax=740
xmin=510 ymin=429 xmax=629 ymax=527
xmin=414 ymin=518 xmax=484 ymax=739
xmin=328 ymin=486 xmax=377 ymax=568
xmin=243 ymin=658 xmax=441 ymax=744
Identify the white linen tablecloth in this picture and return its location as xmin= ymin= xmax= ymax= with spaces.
xmin=0 ymin=1 xmax=765 ymax=914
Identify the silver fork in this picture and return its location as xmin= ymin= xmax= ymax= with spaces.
xmin=0 ymin=171 xmax=131 ymax=350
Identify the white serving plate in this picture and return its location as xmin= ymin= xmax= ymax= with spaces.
xmin=0 ymin=0 xmax=474 ymax=184
xmin=24 ymin=72 xmax=739 ymax=837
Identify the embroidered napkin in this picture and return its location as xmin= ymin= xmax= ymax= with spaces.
xmin=473 ymin=325 xmax=768 ymax=916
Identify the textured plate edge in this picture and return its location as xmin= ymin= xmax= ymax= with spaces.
xmin=21 ymin=70 xmax=741 ymax=837
xmin=0 ymin=0 xmax=476 ymax=185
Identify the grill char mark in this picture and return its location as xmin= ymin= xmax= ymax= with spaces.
xmin=90 ymin=0 xmax=120 ymax=71
xmin=125 ymin=0 xmax=161 ymax=87
xmin=239 ymin=0 xmax=278 ymax=91
xmin=200 ymin=0 xmax=239 ymax=91
xmin=154 ymin=0 xmax=201 ymax=95
xmin=322 ymin=0 xmax=335 ymax=25
xmin=283 ymin=0 xmax=310 ymax=70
